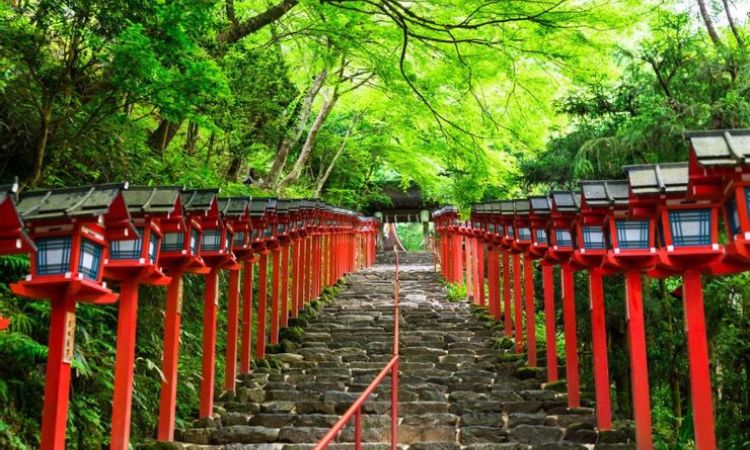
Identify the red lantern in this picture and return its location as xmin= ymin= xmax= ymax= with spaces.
xmin=249 ymin=197 xmax=277 ymax=360
xmin=11 ymin=184 xmax=135 ymax=450
xmin=627 ymin=161 xmax=723 ymax=450
xmin=573 ymin=180 xmax=630 ymax=432
xmin=547 ymin=190 xmax=582 ymax=409
xmin=105 ymin=186 xmax=180 ymax=450
xmin=218 ymin=197 xmax=251 ymax=392
xmin=611 ymin=164 xmax=678 ymax=450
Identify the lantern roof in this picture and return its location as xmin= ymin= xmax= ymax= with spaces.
xmin=249 ymin=197 xmax=277 ymax=217
xmin=218 ymin=196 xmax=250 ymax=217
xmin=486 ymin=201 xmax=502 ymax=213
xmin=123 ymin=186 xmax=183 ymax=216
xmin=432 ymin=205 xmax=458 ymax=218
xmin=684 ymin=129 xmax=750 ymax=166
xmin=513 ymin=199 xmax=530 ymax=215
xmin=17 ymin=183 xmax=130 ymax=221
xmin=500 ymin=200 xmax=515 ymax=215
xmin=550 ymin=190 xmax=580 ymax=212
xmin=471 ymin=203 xmax=488 ymax=215
xmin=288 ymin=200 xmax=301 ymax=213
xmin=276 ymin=199 xmax=291 ymax=214
xmin=181 ymin=189 xmax=219 ymax=213
xmin=579 ymin=180 xmax=629 ymax=206
xmin=529 ymin=196 xmax=551 ymax=214
xmin=624 ymin=163 xmax=688 ymax=196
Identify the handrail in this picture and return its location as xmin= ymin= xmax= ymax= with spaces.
xmin=312 ymin=247 xmax=400 ymax=450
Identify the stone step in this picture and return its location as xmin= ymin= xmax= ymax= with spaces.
xmin=174 ymin=254 xmax=612 ymax=449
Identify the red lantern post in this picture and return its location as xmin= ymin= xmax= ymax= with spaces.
xmin=526 ymin=196 xmax=555 ymax=369
xmin=105 ymin=187 xmax=181 ymax=450
xmin=499 ymin=200 xmax=516 ymax=337
xmin=602 ymin=167 xmax=667 ymax=450
xmin=154 ymin=187 xmax=208 ymax=441
xmin=249 ymin=198 xmax=277 ymax=361
xmin=271 ymin=200 xmax=292 ymax=342
xmin=508 ymin=199 xmax=533 ymax=357
xmin=181 ymin=190 xmax=238 ymax=420
xmin=547 ymin=191 xmax=582 ymax=406
xmin=571 ymin=180 xmax=631 ymax=431
xmin=630 ymin=160 xmax=725 ymax=450
xmin=218 ymin=197 xmax=252 ymax=391
xmin=485 ymin=202 xmax=503 ymax=321
xmin=470 ymin=207 xmax=487 ymax=307
xmin=12 ymin=184 xmax=135 ymax=450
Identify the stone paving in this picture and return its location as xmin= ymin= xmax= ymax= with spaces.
xmin=153 ymin=252 xmax=634 ymax=450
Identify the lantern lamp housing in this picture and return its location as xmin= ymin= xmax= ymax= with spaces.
xmin=685 ymin=129 xmax=750 ymax=271
xmin=12 ymin=184 xmax=135 ymax=303
xmin=571 ymin=180 xmax=628 ymax=269
xmin=625 ymin=163 xmax=722 ymax=273
xmin=103 ymin=186 xmax=182 ymax=283
xmin=527 ymin=195 xmax=551 ymax=258
xmin=511 ymin=199 xmax=532 ymax=253
xmin=219 ymin=196 xmax=251 ymax=258
xmin=499 ymin=200 xmax=516 ymax=248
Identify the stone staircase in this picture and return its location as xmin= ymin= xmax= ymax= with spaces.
xmin=148 ymin=252 xmax=634 ymax=450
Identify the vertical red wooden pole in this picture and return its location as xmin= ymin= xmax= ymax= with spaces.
xmin=513 ymin=253 xmax=523 ymax=353
xmin=477 ymin=240 xmax=485 ymax=307
xmin=256 ymin=252 xmax=268 ymax=360
xmin=199 ymin=267 xmax=220 ymax=418
xmin=441 ymin=234 xmax=449 ymax=279
xmin=281 ymin=244 xmax=290 ymax=328
xmin=314 ymin=234 xmax=319 ymax=295
xmin=503 ymin=250 xmax=512 ymax=337
xmin=300 ymin=238 xmax=308 ymax=308
xmin=453 ymin=235 xmax=463 ymax=284
xmin=110 ymin=280 xmax=140 ymax=450
xmin=561 ymin=265 xmax=581 ymax=408
xmin=39 ymin=295 xmax=75 ymax=450
xmin=305 ymin=237 xmax=312 ymax=304
xmin=488 ymin=247 xmax=500 ymax=321
xmin=312 ymin=236 xmax=319 ymax=299
xmin=467 ymin=237 xmax=474 ymax=301
xmin=625 ymin=270 xmax=653 ymax=450
xmin=683 ymin=270 xmax=716 ymax=450
xmin=542 ymin=264 xmax=558 ymax=382
xmin=524 ymin=256 xmax=536 ymax=367
xmin=158 ymin=275 xmax=183 ymax=440
xmin=224 ymin=268 xmax=240 ymax=392
xmin=291 ymin=241 xmax=300 ymax=319
xmin=589 ymin=268 xmax=612 ymax=430
xmin=270 ymin=247 xmax=281 ymax=345
xmin=240 ymin=260 xmax=254 ymax=374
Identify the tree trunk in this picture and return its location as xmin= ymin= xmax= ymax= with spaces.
xmin=184 ymin=122 xmax=199 ymax=155
xmin=277 ymin=90 xmax=339 ymax=190
xmin=264 ymin=69 xmax=327 ymax=188
xmin=314 ymin=117 xmax=356 ymax=197
xmin=721 ymin=0 xmax=744 ymax=47
xmin=147 ymin=118 xmax=183 ymax=153
xmin=697 ymin=0 xmax=723 ymax=47
xmin=226 ymin=152 xmax=243 ymax=180
xmin=28 ymin=108 xmax=51 ymax=187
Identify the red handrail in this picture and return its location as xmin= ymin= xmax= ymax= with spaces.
xmin=313 ymin=248 xmax=400 ymax=450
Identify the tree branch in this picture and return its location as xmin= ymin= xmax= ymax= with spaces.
xmin=218 ymin=0 xmax=300 ymax=44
